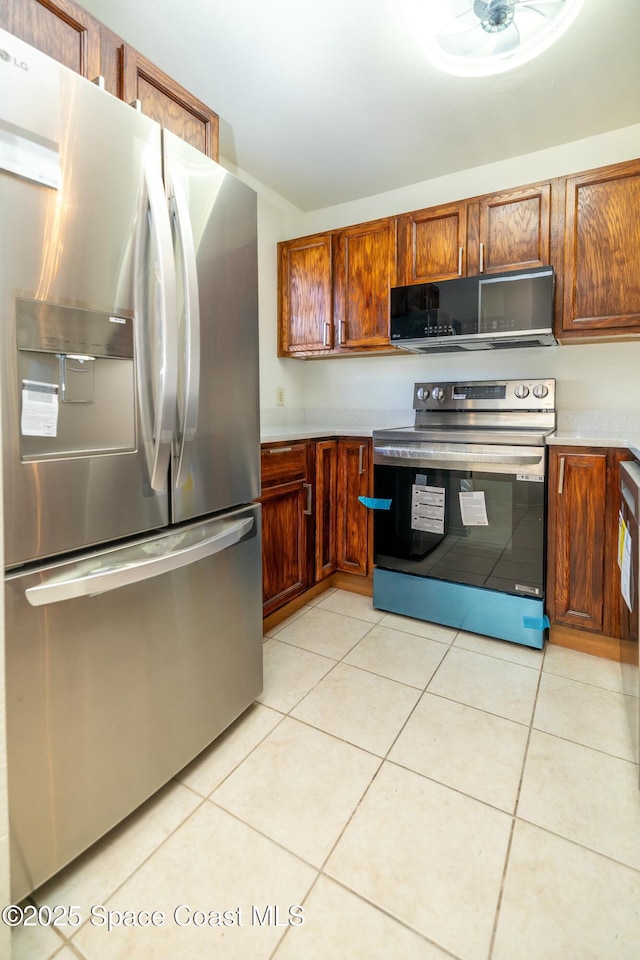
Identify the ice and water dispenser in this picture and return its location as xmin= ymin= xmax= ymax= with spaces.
xmin=16 ymin=298 xmax=135 ymax=459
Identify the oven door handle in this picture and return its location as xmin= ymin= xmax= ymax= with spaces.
xmin=374 ymin=444 xmax=544 ymax=466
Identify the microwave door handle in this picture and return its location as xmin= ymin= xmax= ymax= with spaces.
xmin=141 ymin=156 xmax=178 ymax=492
xmin=25 ymin=516 xmax=254 ymax=607
xmin=166 ymin=153 xmax=200 ymax=489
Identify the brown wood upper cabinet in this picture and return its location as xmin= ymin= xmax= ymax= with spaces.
xmin=1 ymin=0 xmax=219 ymax=160
xmin=122 ymin=47 xmax=219 ymax=161
xmin=278 ymin=218 xmax=397 ymax=357
xmin=560 ymin=158 xmax=640 ymax=337
xmin=278 ymin=233 xmax=333 ymax=355
xmin=333 ymin=218 xmax=396 ymax=350
xmin=396 ymin=182 xmax=552 ymax=285
xmin=1 ymin=0 xmax=101 ymax=79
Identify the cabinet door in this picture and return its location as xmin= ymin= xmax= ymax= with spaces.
xmin=547 ymin=449 xmax=607 ymax=632
xmin=122 ymin=47 xmax=219 ymax=160
xmin=1 ymin=0 xmax=100 ymax=79
xmin=314 ymin=440 xmax=337 ymax=581
xmin=336 ymin=439 xmax=371 ymax=576
xmin=260 ymin=480 xmax=308 ymax=617
xmin=562 ymin=159 xmax=640 ymax=334
xmin=477 ymin=183 xmax=551 ymax=274
xmin=333 ymin=219 xmax=396 ymax=349
xmin=396 ymin=202 xmax=467 ymax=284
xmin=278 ymin=234 xmax=333 ymax=355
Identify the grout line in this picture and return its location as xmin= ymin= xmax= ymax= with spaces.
xmin=487 ymin=638 xmax=547 ymax=959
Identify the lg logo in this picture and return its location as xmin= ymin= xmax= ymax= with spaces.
xmin=0 ymin=49 xmax=29 ymax=70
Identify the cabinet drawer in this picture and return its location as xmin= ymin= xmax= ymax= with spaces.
xmin=261 ymin=442 xmax=308 ymax=487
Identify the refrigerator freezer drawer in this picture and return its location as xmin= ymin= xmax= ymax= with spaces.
xmin=5 ymin=505 xmax=263 ymax=902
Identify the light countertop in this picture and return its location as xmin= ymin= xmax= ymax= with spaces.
xmin=260 ymin=409 xmax=640 ymax=459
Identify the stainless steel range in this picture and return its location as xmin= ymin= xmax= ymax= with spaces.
xmin=372 ymin=378 xmax=556 ymax=648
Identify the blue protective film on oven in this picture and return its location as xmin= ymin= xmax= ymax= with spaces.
xmin=372 ymin=568 xmax=547 ymax=649
xmin=358 ymin=497 xmax=392 ymax=510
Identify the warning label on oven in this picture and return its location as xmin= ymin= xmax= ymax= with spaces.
xmin=459 ymin=490 xmax=489 ymax=526
xmin=411 ymin=484 xmax=445 ymax=534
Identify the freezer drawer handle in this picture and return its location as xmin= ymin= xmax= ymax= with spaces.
xmin=25 ymin=516 xmax=254 ymax=607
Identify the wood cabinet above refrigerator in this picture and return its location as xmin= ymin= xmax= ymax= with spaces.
xmin=1 ymin=0 xmax=219 ymax=160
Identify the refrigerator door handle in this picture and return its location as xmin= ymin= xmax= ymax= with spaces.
xmin=165 ymin=145 xmax=201 ymax=489
xmin=25 ymin=516 xmax=254 ymax=607
xmin=138 ymin=154 xmax=178 ymax=492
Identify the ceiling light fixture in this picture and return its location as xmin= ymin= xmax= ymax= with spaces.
xmin=415 ymin=0 xmax=585 ymax=77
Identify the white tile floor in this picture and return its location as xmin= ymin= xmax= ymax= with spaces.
xmin=12 ymin=588 xmax=640 ymax=960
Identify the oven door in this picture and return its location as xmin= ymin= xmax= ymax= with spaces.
xmin=373 ymin=441 xmax=546 ymax=600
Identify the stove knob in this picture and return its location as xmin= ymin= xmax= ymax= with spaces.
xmin=533 ymin=383 xmax=549 ymax=399
xmin=514 ymin=384 xmax=530 ymax=399
xmin=432 ymin=386 xmax=445 ymax=401
xmin=416 ymin=387 xmax=429 ymax=401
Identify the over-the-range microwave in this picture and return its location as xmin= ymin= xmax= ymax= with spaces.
xmin=390 ymin=265 xmax=556 ymax=353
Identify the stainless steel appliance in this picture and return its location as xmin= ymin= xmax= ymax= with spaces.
xmin=372 ymin=379 xmax=556 ymax=648
xmin=1 ymin=30 xmax=262 ymax=901
xmin=390 ymin=266 xmax=556 ymax=352
xmin=619 ymin=460 xmax=640 ymax=784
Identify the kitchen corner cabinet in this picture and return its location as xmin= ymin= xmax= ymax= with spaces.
xmin=336 ymin=439 xmax=371 ymax=576
xmin=277 ymin=218 xmax=397 ymax=358
xmin=396 ymin=181 xmax=553 ymax=285
xmin=560 ymin=158 xmax=640 ymax=337
xmin=259 ymin=442 xmax=311 ymax=617
xmin=546 ymin=446 xmax=632 ymax=657
xmin=1 ymin=0 xmax=220 ymax=160
xmin=278 ymin=233 xmax=333 ymax=355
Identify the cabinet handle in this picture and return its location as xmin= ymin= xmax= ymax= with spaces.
xmin=303 ymin=482 xmax=313 ymax=515
xmin=267 ymin=446 xmax=292 ymax=454
xmin=339 ymin=320 xmax=346 ymax=345
xmin=479 ymin=242 xmax=485 ymax=273
xmin=358 ymin=444 xmax=365 ymax=475
xmin=323 ymin=322 xmax=331 ymax=347
xmin=558 ymin=456 xmax=565 ymax=494
xmin=458 ymin=246 xmax=463 ymax=276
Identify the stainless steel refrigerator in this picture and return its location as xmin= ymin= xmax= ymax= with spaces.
xmin=0 ymin=29 xmax=263 ymax=902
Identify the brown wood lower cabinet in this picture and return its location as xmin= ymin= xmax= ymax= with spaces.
xmin=336 ymin=438 xmax=371 ymax=576
xmin=546 ymin=445 xmax=632 ymax=658
xmin=259 ymin=442 xmax=310 ymax=617
xmin=314 ymin=439 xmax=338 ymax=581
xmin=261 ymin=436 xmax=373 ymax=620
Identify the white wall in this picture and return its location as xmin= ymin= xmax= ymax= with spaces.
xmin=218 ymin=160 xmax=306 ymax=413
xmin=257 ymin=122 xmax=640 ymax=418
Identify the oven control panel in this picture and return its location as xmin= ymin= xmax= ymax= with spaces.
xmin=413 ymin=379 xmax=555 ymax=411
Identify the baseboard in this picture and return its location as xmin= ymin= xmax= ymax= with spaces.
xmin=548 ymin=623 xmax=621 ymax=661
xmin=262 ymin=571 xmax=372 ymax=633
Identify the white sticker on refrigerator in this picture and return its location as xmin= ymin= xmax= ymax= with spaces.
xmin=411 ymin=484 xmax=445 ymax=534
xmin=21 ymin=380 xmax=59 ymax=437
xmin=0 ymin=126 xmax=61 ymax=189
xmin=459 ymin=490 xmax=489 ymax=526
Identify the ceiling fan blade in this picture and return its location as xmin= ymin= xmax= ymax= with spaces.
xmin=437 ymin=23 xmax=497 ymax=56
xmin=490 ymin=22 xmax=522 ymax=54
xmin=513 ymin=0 xmax=567 ymax=22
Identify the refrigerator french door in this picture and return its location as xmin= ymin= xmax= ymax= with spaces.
xmin=0 ymin=30 xmax=262 ymax=901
